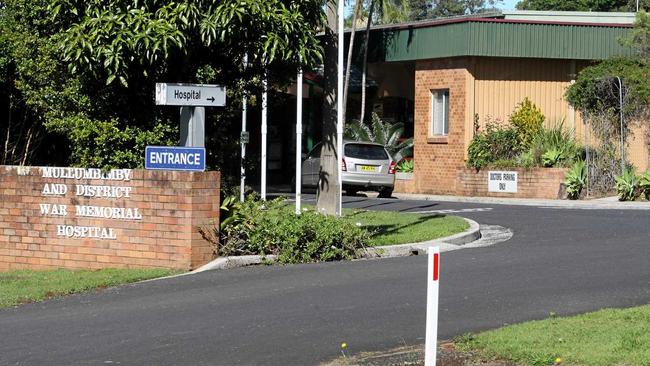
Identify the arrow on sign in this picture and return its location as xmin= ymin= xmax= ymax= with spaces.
xmin=206 ymin=97 xmax=215 ymax=103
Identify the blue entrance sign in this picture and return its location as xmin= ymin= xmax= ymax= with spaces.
xmin=145 ymin=146 xmax=206 ymax=172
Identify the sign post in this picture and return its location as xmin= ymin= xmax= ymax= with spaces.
xmin=296 ymin=67 xmax=303 ymax=215
xmin=240 ymin=55 xmax=248 ymax=203
xmin=261 ymin=77 xmax=268 ymax=201
xmin=425 ymin=246 xmax=440 ymax=366
xmin=155 ymin=83 xmax=226 ymax=148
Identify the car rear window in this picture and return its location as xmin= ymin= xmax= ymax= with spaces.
xmin=344 ymin=144 xmax=388 ymax=160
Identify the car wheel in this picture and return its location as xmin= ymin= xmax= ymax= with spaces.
xmin=378 ymin=188 xmax=393 ymax=198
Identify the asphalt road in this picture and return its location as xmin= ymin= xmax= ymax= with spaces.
xmin=1 ymin=196 xmax=649 ymax=365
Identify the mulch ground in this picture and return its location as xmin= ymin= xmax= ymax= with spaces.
xmin=323 ymin=342 xmax=515 ymax=366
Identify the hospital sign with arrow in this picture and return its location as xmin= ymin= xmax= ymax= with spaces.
xmin=155 ymin=83 xmax=226 ymax=107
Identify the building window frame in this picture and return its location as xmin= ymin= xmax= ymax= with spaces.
xmin=429 ymin=89 xmax=449 ymax=142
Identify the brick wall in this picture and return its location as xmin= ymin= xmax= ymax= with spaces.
xmin=394 ymin=174 xmax=416 ymax=194
xmin=457 ymin=168 xmax=568 ymax=199
xmin=412 ymin=59 xmax=470 ymax=195
xmin=0 ymin=166 xmax=220 ymax=272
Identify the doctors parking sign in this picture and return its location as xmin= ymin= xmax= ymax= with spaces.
xmin=145 ymin=146 xmax=206 ymax=172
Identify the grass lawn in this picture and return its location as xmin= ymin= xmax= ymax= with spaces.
xmin=0 ymin=268 xmax=180 ymax=308
xmin=342 ymin=209 xmax=469 ymax=246
xmin=456 ymin=305 xmax=650 ymax=366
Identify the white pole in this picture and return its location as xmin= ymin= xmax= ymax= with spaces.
xmin=261 ymin=73 xmax=268 ymax=201
xmin=296 ymin=67 xmax=303 ymax=215
xmin=240 ymin=54 xmax=248 ymax=203
xmin=336 ymin=0 xmax=344 ymax=217
xmin=425 ymin=246 xmax=440 ymax=366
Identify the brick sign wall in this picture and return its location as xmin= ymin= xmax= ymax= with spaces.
xmin=0 ymin=166 xmax=220 ymax=271
xmin=457 ymin=167 xmax=568 ymax=199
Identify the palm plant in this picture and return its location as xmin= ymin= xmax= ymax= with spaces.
xmin=564 ymin=160 xmax=587 ymax=200
xmin=615 ymin=168 xmax=640 ymax=201
xmin=640 ymin=171 xmax=650 ymax=200
xmin=345 ymin=112 xmax=413 ymax=161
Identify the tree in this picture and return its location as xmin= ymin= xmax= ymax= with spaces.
xmin=516 ymin=0 xmax=648 ymax=11
xmin=566 ymin=58 xmax=650 ymax=192
xmin=343 ymin=0 xmax=364 ymax=125
xmin=0 ymin=0 xmax=73 ymax=166
xmin=1 ymin=0 xmax=325 ymax=171
xmin=316 ymin=1 xmax=342 ymax=216
xmin=624 ymin=11 xmax=650 ymax=63
xmin=564 ymin=13 xmax=650 ymax=193
xmin=345 ymin=113 xmax=414 ymax=160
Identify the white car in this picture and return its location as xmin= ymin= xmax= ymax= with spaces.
xmin=301 ymin=141 xmax=396 ymax=197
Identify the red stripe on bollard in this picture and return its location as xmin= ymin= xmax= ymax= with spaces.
xmin=433 ymin=253 xmax=439 ymax=281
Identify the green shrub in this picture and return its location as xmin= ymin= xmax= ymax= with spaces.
xmin=46 ymin=115 xmax=177 ymax=170
xmin=211 ymin=195 xmax=369 ymax=263
xmin=396 ymin=159 xmax=414 ymax=173
xmin=564 ymin=160 xmax=587 ymax=200
xmin=467 ymin=122 xmax=521 ymax=170
xmin=640 ymin=171 xmax=650 ymax=200
xmin=509 ymin=98 xmax=545 ymax=148
xmin=517 ymin=150 xmax=535 ymax=168
xmin=615 ymin=168 xmax=640 ymax=201
xmin=490 ymin=159 xmax=520 ymax=169
xmin=527 ymin=123 xmax=580 ymax=168
xmin=542 ymin=148 xmax=563 ymax=167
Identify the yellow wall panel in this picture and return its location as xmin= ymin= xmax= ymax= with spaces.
xmin=472 ymin=57 xmax=575 ymax=128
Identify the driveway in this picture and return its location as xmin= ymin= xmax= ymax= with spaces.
xmin=1 ymin=197 xmax=649 ymax=365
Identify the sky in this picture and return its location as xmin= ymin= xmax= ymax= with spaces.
xmin=500 ymin=0 xmax=519 ymax=10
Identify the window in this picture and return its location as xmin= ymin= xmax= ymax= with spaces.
xmin=344 ymin=143 xmax=388 ymax=160
xmin=430 ymin=89 xmax=449 ymax=136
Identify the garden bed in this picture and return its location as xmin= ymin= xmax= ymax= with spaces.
xmin=213 ymin=197 xmax=470 ymax=264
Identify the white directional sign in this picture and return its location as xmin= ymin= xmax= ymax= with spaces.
xmin=155 ymin=83 xmax=226 ymax=107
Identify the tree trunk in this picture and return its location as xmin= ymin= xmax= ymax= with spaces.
xmin=20 ymin=125 xmax=34 ymax=166
xmin=316 ymin=1 xmax=342 ymax=216
xmin=360 ymin=0 xmax=377 ymax=124
xmin=3 ymin=95 xmax=11 ymax=165
xmin=343 ymin=0 xmax=363 ymax=124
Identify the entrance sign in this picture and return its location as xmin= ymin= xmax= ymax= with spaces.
xmin=425 ymin=246 xmax=440 ymax=366
xmin=155 ymin=83 xmax=226 ymax=107
xmin=145 ymin=146 xmax=206 ymax=172
xmin=488 ymin=171 xmax=518 ymax=193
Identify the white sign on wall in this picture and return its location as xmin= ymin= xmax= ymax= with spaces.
xmin=488 ymin=171 xmax=518 ymax=193
xmin=155 ymin=83 xmax=226 ymax=107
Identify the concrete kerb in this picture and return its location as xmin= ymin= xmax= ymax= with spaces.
xmin=193 ymin=255 xmax=278 ymax=273
xmin=191 ymin=218 xmax=482 ymax=273
xmin=392 ymin=193 xmax=650 ymax=210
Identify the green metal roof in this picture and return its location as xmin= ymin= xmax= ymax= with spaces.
xmin=366 ymin=19 xmax=634 ymax=62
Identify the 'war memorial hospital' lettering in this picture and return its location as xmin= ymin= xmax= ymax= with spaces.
xmin=38 ymin=167 xmax=140 ymax=240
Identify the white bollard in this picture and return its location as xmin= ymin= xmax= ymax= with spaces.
xmin=425 ymin=246 xmax=440 ymax=366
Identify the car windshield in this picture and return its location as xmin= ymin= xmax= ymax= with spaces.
xmin=344 ymin=144 xmax=388 ymax=160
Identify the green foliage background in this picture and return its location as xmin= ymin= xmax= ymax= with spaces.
xmin=0 ymin=0 xmax=325 ymax=171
